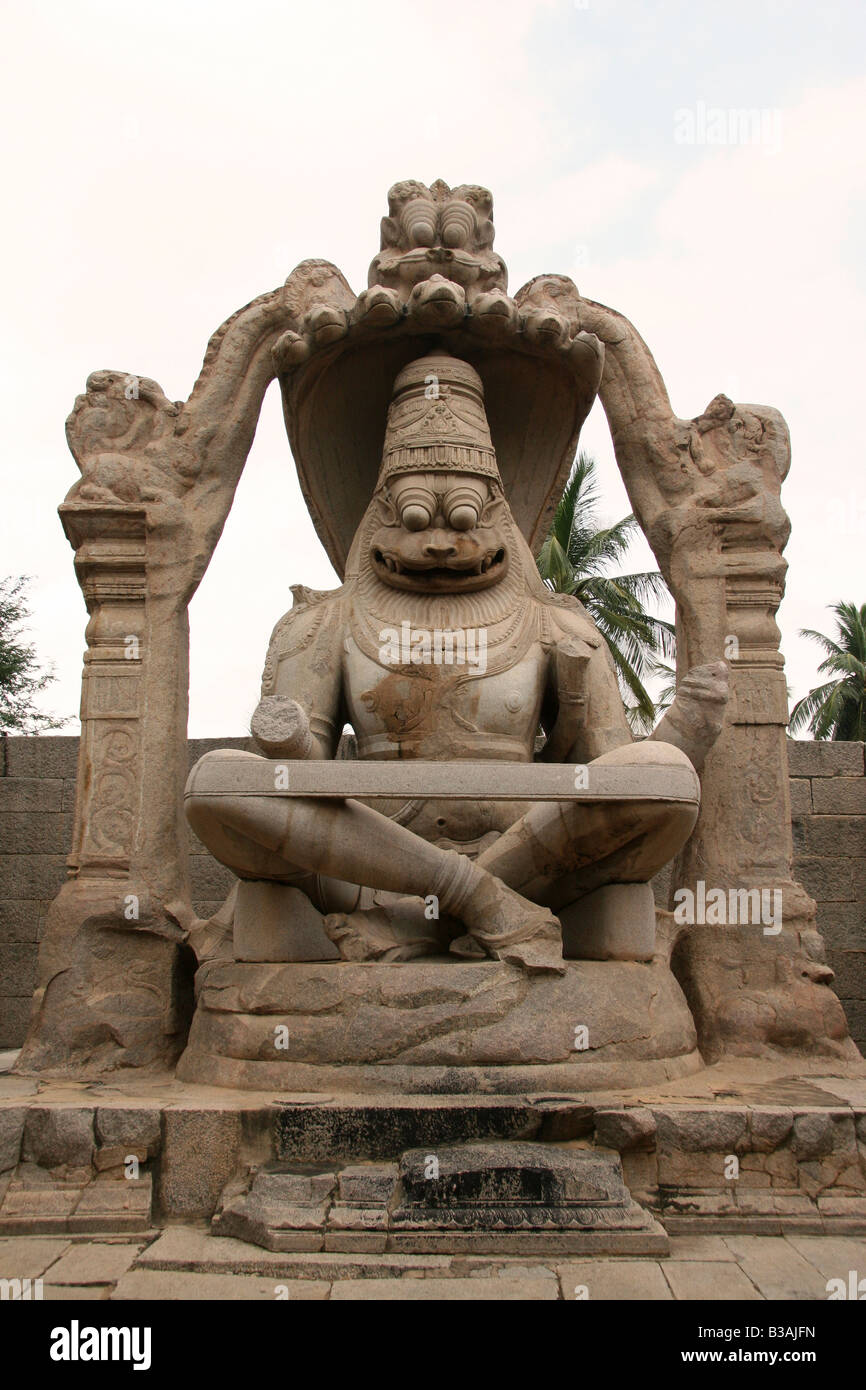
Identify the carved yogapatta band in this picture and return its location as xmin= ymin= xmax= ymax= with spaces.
xmin=185 ymin=755 xmax=700 ymax=805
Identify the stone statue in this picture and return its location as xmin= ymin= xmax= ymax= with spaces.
xmin=16 ymin=176 xmax=853 ymax=1086
xmin=186 ymin=350 xmax=728 ymax=975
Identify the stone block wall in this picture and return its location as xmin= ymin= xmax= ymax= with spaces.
xmin=0 ymin=735 xmax=247 ymax=1049
xmin=788 ymin=739 xmax=866 ymax=1051
xmin=1 ymin=735 xmax=864 ymax=1052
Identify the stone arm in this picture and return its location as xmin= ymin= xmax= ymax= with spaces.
xmin=252 ymin=589 xmax=346 ymax=760
xmin=539 ymin=606 xmax=633 ymax=764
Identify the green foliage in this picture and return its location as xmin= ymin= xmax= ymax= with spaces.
xmin=789 ymin=601 xmax=866 ymax=741
xmin=0 ymin=576 xmax=68 ymax=735
xmin=536 ymin=452 xmax=675 ymax=733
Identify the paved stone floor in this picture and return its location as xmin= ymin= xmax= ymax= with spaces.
xmin=1 ymin=1229 xmax=864 ymax=1299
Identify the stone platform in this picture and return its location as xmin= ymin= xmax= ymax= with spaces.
xmin=177 ymin=957 xmax=701 ymax=1093
xmin=5 ymin=1227 xmax=864 ymax=1300
xmin=2 ymin=1054 xmax=866 ymax=1248
xmin=213 ymin=1142 xmax=667 ymax=1256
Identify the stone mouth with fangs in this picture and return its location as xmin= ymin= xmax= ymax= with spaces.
xmin=370 ymin=540 xmax=508 ymax=592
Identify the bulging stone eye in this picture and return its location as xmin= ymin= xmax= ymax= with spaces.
xmin=402 ymin=503 xmax=432 ymax=531
xmin=441 ymin=201 xmax=475 ymax=249
xmin=448 ymin=504 xmax=478 ymax=531
xmin=445 ymin=485 xmax=483 ymax=531
xmin=402 ymin=200 xmax=437 ymax=248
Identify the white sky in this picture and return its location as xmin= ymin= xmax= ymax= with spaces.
xmin=1 ymin=0 xmax=863 ymax=736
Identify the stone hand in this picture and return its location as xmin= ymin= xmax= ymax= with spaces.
xmin=649 ymin=661 xmax=729 ymax=772
xmin=251 ymin=696 xmax=314 ymax=759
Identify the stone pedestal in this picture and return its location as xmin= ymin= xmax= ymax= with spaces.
xmin=177 ymin=954 xmax=701 ymax=1093
xmin=233 ymin=881 xmax=339 ymax=962
xmin=560 ymin=884 xmax=656 ymax=961
xmin=213 ymin=1142 xmax=668 ymax=1255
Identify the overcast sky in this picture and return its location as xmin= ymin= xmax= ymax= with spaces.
xmin=2 ymin=0 xmax=864 ymax=736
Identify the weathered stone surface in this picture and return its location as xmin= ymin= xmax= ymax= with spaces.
xmin=0 ymin=855 xmax=68 ymax=901
xmin=0 ymin=999 xmax=31 ymax=1047
xmin=112 ymin=1269 xmax=329 ymax=1300
xmin=560 ymin=883 xmax=656 ymax=962
xmin=158 ymin=1110 xmax=242 ymax=1220
xmin=0 ymin=900 xmax=45 ymax=944
xmin=556 ymin=1259 xmax=673 ymax=1300
xmin=95 ymin=1108 xmax=161 ymax=1154
xmin=0 ymin=1182 xmax=82 ymax=1231
xmin=214 ymin=1194 xmax=325 ymax=1252
xmin=785 ymin=1232 xmax=866 ymax=1274
xmin=179 ymin=957 xmax=699 ymax=1090
xmin=662 ymin=1259 xmax=763 ymax=1300
xmin=137 ymin=1226 xmax=453 ymax=1278
xmin=330 ymin=1277 xmax=557 ymax=1300
xmin=672 ymin=923 xmax=854 ymax=1063
xmin=0 ymin=1107 xmax=26 ymax=1172
xmin=72 ymin=1176 xmax=152 ymax=1231
xmin=274 ymin=1098 xmax=539 ymax=1163
xmin=93 ymin=1146 xmax=146 ymax=1173
xmin=819 ymin=902 xmax=866 ymax=950
xmin=812 ymin=778 xmax=866 ymax=816
xmin=233 ymin=881 xmax=340 ymax=963
xmin=338 ymin=1165 xmax=398 ymax=1205
xmin=22 ymin=1108 xmax=95 ymax=1169
xmin=0 ymin=945 xmax=38 ymax=996
xmin=213 ymin=1164 xmax=336 ymax=1249
xmin=723 ymin=1233 xmax=834 ymax=1298
xmin=827 ymin=949 xmax=866 ymax=998
xmin=0 ymin=812 xmax=73 ymax=855
xmin=748 ymin=1108 xmax=794 ymax=1152
xmin=328 ymin=1204 xmax=389 ymax=1231
xmin=44 ymin=1241 xmax=142 ymax=1284
xmin=0 ymin=1236 xmax=71 ymax=1277
xmin=667 ymin=1235 xmax=737 ymax=1260
xmin=0 ymin=779 xmax=65 ymax=813
xmin=256 ymin=1171 xmax=336 ymax=1204
xmin=805 ymin=817 xmax=866 ymax=859
xmin=791 ymin=1111 xmax=843 ymax=1160
xmin=795 ymin=857 xmax=856 ymax=903
xmin=398 ymin=1142 xmax=628 ymax=1209
xmin=5 ymin=738 xmax=80 ymax=780
xmin=593 ymin=1108 xmax=656 ymax=1151
xmin=654 ymin=1108 xmax=749 ymax=1154
xmin=787 ymin=741 xmax=864 ymax=778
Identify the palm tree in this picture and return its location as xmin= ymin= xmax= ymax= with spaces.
xmin=536 ymin=452 xmax=675 ymax=733
xmin=789 ymin=601 xmax=866 ymax=741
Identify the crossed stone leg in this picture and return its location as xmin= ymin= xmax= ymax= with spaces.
xmin=185 ymin=738 xmax=700 ymax=977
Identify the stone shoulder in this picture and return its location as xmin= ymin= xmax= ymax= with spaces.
xmin=260 ymin=586 xmax=345 ymax=693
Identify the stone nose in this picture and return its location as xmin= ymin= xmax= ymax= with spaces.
xmin=422 ymin=534 xmax=458 ymax=561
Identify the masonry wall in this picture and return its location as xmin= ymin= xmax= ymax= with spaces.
xmin=1 ymin=734 xmax=864 ymax=1052
xmin=0 ymin=735 xmax=247 ymax=1050
xmin=788 ymin=739 xmax=866 ymax=1052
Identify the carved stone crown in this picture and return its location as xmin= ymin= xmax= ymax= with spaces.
xmin=377 ymin=353 xmax=501 ymax=488
xmin=274 ymin=178 xmax=604 ymax=578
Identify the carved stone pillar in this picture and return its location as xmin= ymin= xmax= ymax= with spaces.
xmin=18 ymin=504 xmax=192 ymax=1073
xmin=16 ymin=282 xmax=298 ymax=1076
xmin=567 ymin=289 xmax=857 ymax=1062
xmin=66 ymin=505 xmax=148 ymax=877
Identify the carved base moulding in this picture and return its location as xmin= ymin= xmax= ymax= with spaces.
xmin=176 ymin=956 xmax=702 ymax=1094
